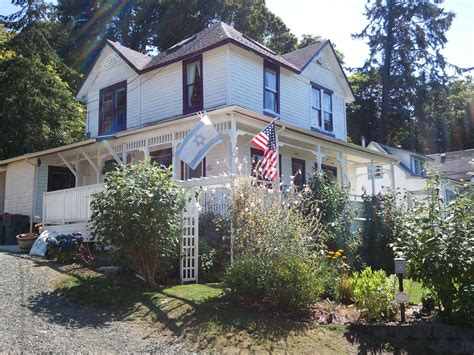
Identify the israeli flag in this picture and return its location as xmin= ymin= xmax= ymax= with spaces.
xmin=177 ymin=114 xmax=222 ymax=170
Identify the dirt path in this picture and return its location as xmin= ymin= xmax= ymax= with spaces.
xmin=0 ymin=251 xmax=177 ymax=353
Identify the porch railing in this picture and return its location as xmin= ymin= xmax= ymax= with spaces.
xmin=43 ymin=183 xmax=104 ymax=225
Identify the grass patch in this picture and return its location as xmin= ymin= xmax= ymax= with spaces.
xmin=54 ymin=274 xmax=357 ymax=352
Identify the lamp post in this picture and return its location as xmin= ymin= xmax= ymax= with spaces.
xmin=394 ymin=257 xmax=407 ymax=323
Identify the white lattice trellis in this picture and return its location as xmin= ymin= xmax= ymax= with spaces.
xmin=181 ymin=191 xmax=199 ymax=283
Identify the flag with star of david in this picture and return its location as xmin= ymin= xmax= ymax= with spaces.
xmin=177 ymin=114 xmax=222 ymax=170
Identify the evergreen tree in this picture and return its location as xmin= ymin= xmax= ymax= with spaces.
xmin=353 ymin=0 xmax=456 ymax=144
xmin=0 ymin=24 xmax=84 ymax=159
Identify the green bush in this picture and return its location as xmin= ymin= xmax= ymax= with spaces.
xmin=352 ymin=267 xmax=397 ymax=321
xmin=223 ymin=253 xmax=323 ymax=311
xmin=302 ymin=172 xmax=359 ymax=266
xmin=90 ymin=160 xmax=184 ymax=288
xmin=359 ymin=189 xmax=404 ymax=273
xmin=393 ymin=178 xmax=474 ymax=325
xmin=198 ymin=212 xmax=231 ymax=282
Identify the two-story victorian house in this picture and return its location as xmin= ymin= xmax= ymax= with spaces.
xmin=0 ymin=22 xmax=398 ymax=238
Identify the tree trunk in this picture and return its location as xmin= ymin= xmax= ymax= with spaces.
xmin=379 ymin=0 xmax=396 ymax=144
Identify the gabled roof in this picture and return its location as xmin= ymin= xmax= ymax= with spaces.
xmin=282 ymin=42 xmax=326 ymax=70
xmin=368 ymin=142 xmax=433 ymax=177
xmin=428 ymin=149 xmax=474 ymax=182
xmin=106 ymin=40 xmax=152 ymax=71
xmin=106 ymin=22 xmax=332 ymax=74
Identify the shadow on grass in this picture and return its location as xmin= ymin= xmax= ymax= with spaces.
xmin=30 ymin=274 xmax=310 ymax=348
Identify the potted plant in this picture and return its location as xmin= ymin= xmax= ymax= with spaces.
xmin=16 ymin=233 xmax=38 ymax=253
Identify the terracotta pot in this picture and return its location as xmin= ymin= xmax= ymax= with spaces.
xmin=16 ymin=233 xmax=38 ymax=253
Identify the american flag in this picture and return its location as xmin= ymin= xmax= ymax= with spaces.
xmin=251 ymin=122 xmax=278 ymax=181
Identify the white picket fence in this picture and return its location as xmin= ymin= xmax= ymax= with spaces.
xmin=42 ymin=183 xmax=104 ymax=225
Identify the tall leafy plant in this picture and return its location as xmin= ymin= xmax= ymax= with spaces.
xmin=393 ymin=178 xmax=474 ymax=325
xmin=90 ymin=160 xmax=184 ymax=288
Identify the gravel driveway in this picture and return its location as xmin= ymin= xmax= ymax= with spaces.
xmin=0 ymin=250 xmax=177 ymax=353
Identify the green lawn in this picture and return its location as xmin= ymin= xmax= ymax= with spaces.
xmin=54 ymin=275 xmax=358 ymax=352
xmin=404 ymin=279 xmax=424 ymax=305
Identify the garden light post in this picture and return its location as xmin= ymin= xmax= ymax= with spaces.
xmin=394 ymin=257 xmax=407 ymax=323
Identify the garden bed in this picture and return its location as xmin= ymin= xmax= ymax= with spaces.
xmin=50 ymin=268 xmax=461 ymax=353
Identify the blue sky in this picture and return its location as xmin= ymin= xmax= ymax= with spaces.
xmin=1 ymin=0 xmax=472 ymax=69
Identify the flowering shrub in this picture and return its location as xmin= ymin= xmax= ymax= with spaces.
xmin=223 ymin=253 xmax=323 ymax=310
xmin=230 ymin=176 xmax=316 ymax=258
xmin=393 ymin=178 xmax=474 ymax=325
xmin=91 ymin=160 xmax=184 ymax=288
xmin=46 ymin=234 xmax=83 ymax=263
xmin=352 ymin=267 xmax=397 ymax=321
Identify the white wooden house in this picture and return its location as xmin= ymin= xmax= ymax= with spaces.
xmin=0 ymin=22 xmax=399 ymax=238
xmin=353 ymin=142 xmax=460 ymax=204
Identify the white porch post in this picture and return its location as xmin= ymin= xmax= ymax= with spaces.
xmin=74 ymin=160 xmax=81 ymax=187
xmin=390 ymin=162 xmax=396 ymax=190
xmin=316 ymin=144 xmax=322 ymax=172
xmin=230 ymin=117 xmax=237 ymax=175
xmin=370 ymin=160 xmax=376 ymax=195
xmin=172 ymin=138 xmax=179 ymax=180
xmin=338 ymin=155 xmax=346 ymax=186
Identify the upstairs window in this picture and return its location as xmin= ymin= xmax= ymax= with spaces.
xmin=264 ymin=62 xmax=279 ymax=115
xmin=183 ymin=55 xmax=203 ymax=114
xmin=311 ymin=83 xmax=333 ymax=132
xmin=413 ymin=157 xmax=426 ymax=177
xmin=99 ymin=81 xmax=127 ymax=135
xmin=311 ymin=87 xmax=322 ymax=128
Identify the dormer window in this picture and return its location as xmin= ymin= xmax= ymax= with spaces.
xmin=311 ymin=83 xmax=333 ymax=132
xmin=263 ymin=61 xmax=279 ymax=115
xmin=99 ymin=81 xmax=127 ymax=135
xmin=413 ymin=157 xmax=426 ymax=177
xmin=183 ymin=55 xmax=203 ymax=114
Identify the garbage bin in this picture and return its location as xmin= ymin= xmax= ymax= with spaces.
xmin=1 ymin=214 xmax=30 ymax=245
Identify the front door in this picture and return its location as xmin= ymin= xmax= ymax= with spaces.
xmin=47 ymin=166 xmax=76 ymax=192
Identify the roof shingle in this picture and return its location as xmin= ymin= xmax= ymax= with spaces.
xmin=107 ymin=22 xmax=329 ymax=74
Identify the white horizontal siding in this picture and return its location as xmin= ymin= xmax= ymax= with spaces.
xmin=280 ymin=69 xmax=310 ymax=128
xmin=140 ymin=61 xmax=182 ymax=125
xmin=4 ymin=161 xmax=35 ymax=216
xmin=203 ymin=47 xmax=227 ymax=110
xmin=229 ymin=45 xmax=263 ymax=113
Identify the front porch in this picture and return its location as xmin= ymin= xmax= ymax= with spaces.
xmin=0 ymin=106 xmax=398 ymax=237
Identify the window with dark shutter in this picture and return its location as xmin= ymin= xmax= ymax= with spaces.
xmin=183 ymin=55 xmax=203 ymax=114
xmin=99 ymin=81 xmax=127 ymax=136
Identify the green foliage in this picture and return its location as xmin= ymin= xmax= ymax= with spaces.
xmin=0 ymin=24 xmax=84 ymax=160
xmin=393 ymin=177 xmax=474 ymax=325
xmin=90 ymin=160 xmax=185 ymax=288
xmin=352 ymin=267 xmax=397 ymax=321
xmin=302 ymin=172 xmax=359 ymax=264
xmin=198 ymin=212 xmax=231 ymax=282
xmin=359 ymin=189 xmax=404 ymax=273
xmin=223 ymin=253 xmax=323 ymax=311
xmin=230 ymin=177 xmax=314 ymax=259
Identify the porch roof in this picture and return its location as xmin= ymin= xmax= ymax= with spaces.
xmin=0 ymin=105 xmax=399 ymax=167
xmin=0 ymin=139 xmax=96 ymax=166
